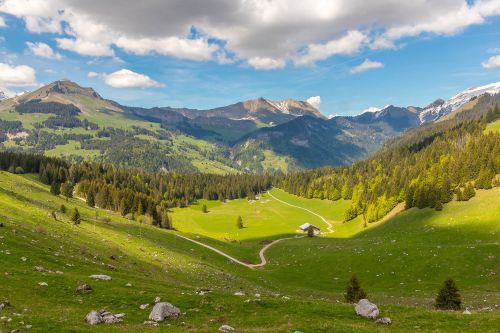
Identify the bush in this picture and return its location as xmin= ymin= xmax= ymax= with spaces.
xmin=435 ymin=278 xmax=461 ymax=310
xmin=236 ymin=216 xmax=244 ymax=229
xmin=344 ymin=273 xmax=367 ymax=303
xmin=70 ymin=208 xmax=81 ymax=225
xmin=14 ymin=166 xmax=24 ymax=174
xmin=60 ymin=204 xmax=66 ymax=213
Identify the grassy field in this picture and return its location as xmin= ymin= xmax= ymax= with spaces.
xmin=1 ymin=172 xmax=499 ymax=332
xmin=485 ymin=119 xmax=500 ymax=133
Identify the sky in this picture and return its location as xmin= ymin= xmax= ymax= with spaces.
xmin=0 ymin=0 xmax=499 ymax=117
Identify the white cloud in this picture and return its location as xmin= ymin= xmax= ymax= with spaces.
xmin=87 ymin=71 xmax=99 ymax=78
xmin=102 ymin=69 xmax=164 ymax=88
xmin=56 ymin=38 xmax=114 ymax=57
xmin=115 ymin=36 xmax=217 ymax=61
xmin=350 ymin=59 xmax=384 ymax=74
xmin=306 ymin=96 xmax=321 ymax=109
xmin=26 ymin=42 xmax=62 ymax=59
xmin=295 ymin=30 xmax=367 ymax=66
xmin=0 ymin=16 xmax=6 ymax=27
xmin=247 ymin=57 xmax=285 ymax=70
xmin=481 ymin=55 xmax=500 ymax=68
xmin=0 ymin=62 xmax=37 ymax=86
xmin=1 ymin=0 xmax=500 ymax=68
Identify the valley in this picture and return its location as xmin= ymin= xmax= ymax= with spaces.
xmin=0 ymin=171 xmax=499 ymax=332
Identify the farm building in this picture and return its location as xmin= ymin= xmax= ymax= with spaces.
xmin=299 ymin=223 xmax=321 ymax=235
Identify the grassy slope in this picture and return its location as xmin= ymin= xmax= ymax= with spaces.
xmin=0 ymin=172 xmax=499 ymax=332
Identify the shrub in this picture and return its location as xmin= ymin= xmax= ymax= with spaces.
xmin=435 ymin=278 xmax=461 ymax=310
xmin=236 ymin=216 xmax=244 ymax=229
xmin=70 ymin=208 xmax=81 ymax=225
xmin=344 ymin=273 xmax=367 ymax=303
xmin=14 ymin=166 xmax=24 ymax=174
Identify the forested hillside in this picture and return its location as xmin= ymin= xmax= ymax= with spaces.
xmin=276 ymin=106 xmax=500 ymax=223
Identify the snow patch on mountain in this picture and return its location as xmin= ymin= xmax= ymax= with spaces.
xmin=419 ymin=82 xmax=500 ymax=123
xmin=363 ymin=106 xmax=381 ymax=113
xmin=266 ymin=99 xmax=291 ymax=114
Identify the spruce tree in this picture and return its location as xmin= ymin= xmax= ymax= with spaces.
xmin=70 ymin=208 xmax=81 ymax=225
xmin=60 ymin=181 xmax=73 ymax=202
xmin=202 ymin=204 xmax=208 ymax=213
xmin=435 ymin=278 xmax=461 ymax=310
xmin=50 ymin=181 xmax=60 ymax=195
xmin=344 ymin=273 xmax=367 ymax=303
xmin=236 ymin=216 xmax=244 ymax=229
xmin=86 ymin=190 xmax=95 ymax=207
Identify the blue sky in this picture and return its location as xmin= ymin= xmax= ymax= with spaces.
xmin=0 ymin=0 xmax=499 ymax=117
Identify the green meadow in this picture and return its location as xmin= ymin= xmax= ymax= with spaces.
xmin=0 ymin=172 xmax=499 ymax=332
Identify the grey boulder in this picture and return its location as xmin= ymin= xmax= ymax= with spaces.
xmin=375 ymin=317 xmax=392 ymax=325
xmin=355 ymin=299 xmax=379 ymax=319
xmin=148 ymin=302 xmax=181 ymax=322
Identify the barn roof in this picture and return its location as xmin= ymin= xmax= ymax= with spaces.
xmin=299 ymin=223 xmax=320 ymax=230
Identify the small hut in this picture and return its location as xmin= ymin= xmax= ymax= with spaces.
xmin=299 ymin=223 xmax=321 ymax=235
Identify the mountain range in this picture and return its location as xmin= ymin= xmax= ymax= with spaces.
xmin=0 ymin=80 xmax=498 ymax=173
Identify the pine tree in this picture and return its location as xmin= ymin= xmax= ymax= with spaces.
xmin=344 ymin=273 xmax=367 ymax=303
xmin=50 ymin=181 xmax=60 ymax=195
xmin=307 ymin=226 xmax=315 ymax=237
xmin=60 ymin=181 xmax=73 ymax=202
xmin=236 ymin=216 xmax=244 ymax=229
xmin=70 ymin=208 xmax=81 ymax=225
xmin=435 ymin=278 xmax=461 ymax=310
xmin=202 ymin=204 xmax=208 ymax=213
xmin=86 ymin=189 xmax=95 ymax=207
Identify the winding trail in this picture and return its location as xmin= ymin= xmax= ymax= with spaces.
xmin=176 ymin=234 xmax=304 ymax=269
xmin=266 ymin=190 xmax=334 ymax=234
xmin=174 ymin=190 xmax=331 ymax=269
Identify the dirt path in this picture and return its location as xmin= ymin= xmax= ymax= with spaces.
xmin=266 ymin=190 xmax=334 ymax=233
xmin=174 ymin=191 xmax=331 ymax=269
xmin=175 ymin=234 xmax=304 ymax=269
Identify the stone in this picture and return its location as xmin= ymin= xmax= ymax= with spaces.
xmin=125 ymin=283 xmax=132 ymax=287
xmin=375 ymin=317 xmax=392 ymax=325
xmin=0 ymin=300 xmax=10 ymax=310
xmin=233 ymin=291 xmax=245 ymax=296
xmin=463 ymin=308 xmax=471 ymax=315
xmin=38 ymin=282 xmax=48 ymax=286
xmin=89 ymin=274 xmax=112 ymax=281
xmin=140 ymin=304 xmax=149 ymax=310
xmin=21 ymin=256 xmax=27 ymax=262
xmin=34 ymin=266 xmax=47 ymax=272
xmin=355 ymin=299 xmax=379 ymax=319
xmin=219 ymin=325 xmax=235 ymax=332
xmin=143 ymin=320 xmax=159 ymax=327
xmin=76 ymin=284 xmax=93 ymax=294
xmin=148 ymin=302 xmax=181 ymax=322
xmin=85 ymin=310 xmax=102 ymax=325
xmin=154 ymin=296 xmax=161 ymax=303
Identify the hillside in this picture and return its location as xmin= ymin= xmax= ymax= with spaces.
xmin=0 ymin=171 xmax=499 ymax=332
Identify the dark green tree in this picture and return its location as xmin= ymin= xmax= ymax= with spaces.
xmin=50 ymin=181 xmax=60 ymax=195
xmin=236 ymin=215 xmax=244 ymax=229
xmin=307 ymin=226 xmax=315 ymax=237
xmin=60 ymin=181 xmax=74 ymax=202
xmin=202 ymin=204 xmax=208 ymax=213
xmin=344 ymin=273 xmax=367 ymax=303
xmin=70 ymin=208 xmax=81 ymax=225
xmin=435 ymin=278 xmax=461 ymax=310
xmin=60 ymin=204 xmax=66 ymax=213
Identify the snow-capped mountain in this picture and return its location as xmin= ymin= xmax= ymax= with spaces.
xmin=419 ymin=82 xmax=500 ymax=123
xmin=0 ymin=91 xmax=8 ymax=101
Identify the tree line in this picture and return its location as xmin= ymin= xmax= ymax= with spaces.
xmin=0 ymin=150 xmax=272 ymax=229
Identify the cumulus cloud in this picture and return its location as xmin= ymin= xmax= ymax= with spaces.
xmin=1 ymin=0 xmax=500 ymax=68
xmin=350 ymin=59 xmax=384 ymax=74
xmin=87 ymin=71 xmax=99 ymax=78
xmin=26 ymin=42 xmax=62 ymax=59
xmin=102 ymin=69 xmax=164 ymax=88
xmin=481 ymin=55 xmax=500 ymax=68
xmin=306 ymin=96 xmax=321 ymax=109
xmin=247 ymin=57 xmax=285 ymax=70
xmin=295 ymin=31 xmax=367 ymax=66
xmin=0 ymin=62 xmax=37 ymax=86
